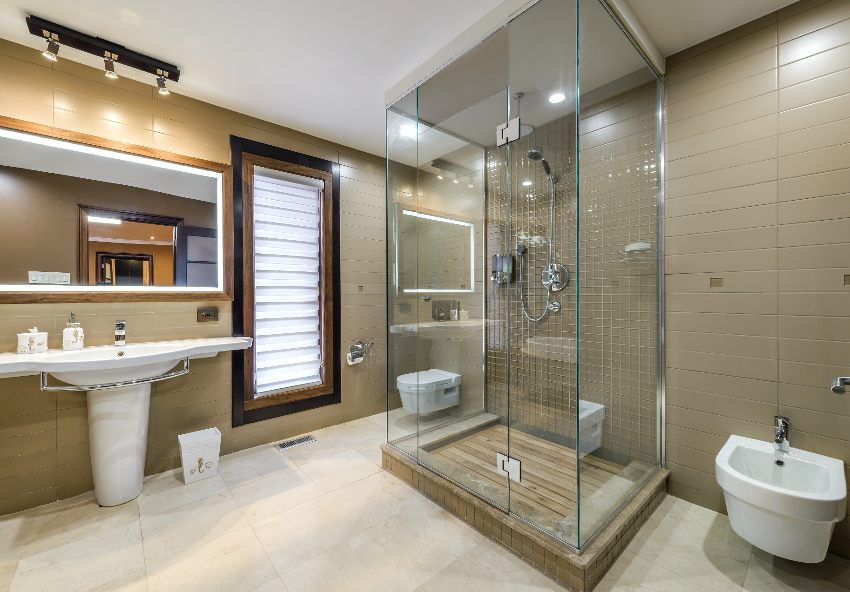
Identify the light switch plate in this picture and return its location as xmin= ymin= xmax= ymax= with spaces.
xmin=28 ymin=271 xmax=71 ymax=285
xmin=197 ymin=307 xmax=219 ymax=322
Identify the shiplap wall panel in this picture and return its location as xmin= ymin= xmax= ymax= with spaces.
xmin=665 ymin=0 xmax=850 ymax=558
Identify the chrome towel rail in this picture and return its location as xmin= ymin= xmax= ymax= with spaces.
xmin=40 ymin=357 xmax=190 ymax=392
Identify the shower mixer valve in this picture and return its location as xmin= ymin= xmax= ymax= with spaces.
xmin=541 ymin=263 xmax=569 ymax=292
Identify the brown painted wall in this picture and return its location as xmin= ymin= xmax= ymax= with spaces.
xmin=0 ymin=37 xmax=386 ymax=515
xmin=0 ymin=165 xmax=215 ymax=285
xmin=664 ymin=0 xmax=850 ymax=558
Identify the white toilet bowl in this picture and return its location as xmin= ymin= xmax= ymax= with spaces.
xmin=715 ymin=435 xmax=847 ymax=563
xmin=397 ymin=369 xmax=461 ymax=414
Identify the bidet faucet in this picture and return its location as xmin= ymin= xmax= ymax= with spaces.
xmin=774 ymin=415 xmax=790 ymax=453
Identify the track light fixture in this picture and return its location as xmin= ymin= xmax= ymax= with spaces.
xmin=27 ymin=15 xmax=180 ymax=96
xmin=156 ymin=76 xmax=170 ymax=96
xmin=103 ymin=56 xmax=118 ymax=79
xmin=42 ymin=38 xmax=59 ymax=62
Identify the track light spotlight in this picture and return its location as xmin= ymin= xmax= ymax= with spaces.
xmin=103 ymin=57 xmax=118 ymax=79
xmin=156 ymin=75 xmax=170 ymax=96
xmin=41 ymin=38 xmax=59 ymax=62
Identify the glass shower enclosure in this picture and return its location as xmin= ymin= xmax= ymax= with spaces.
xmin=386 ymin=0 xmax=663 ymax=550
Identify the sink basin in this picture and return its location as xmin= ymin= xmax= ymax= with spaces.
xmin=0 ymin=337 xmax=252 ymax=506
xmin=715 ymin=435 xmax=847 ymax=562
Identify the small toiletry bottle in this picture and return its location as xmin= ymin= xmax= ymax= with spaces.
xmin=62 ymin=312 xmax=84 ymax=351
xmin=450 ymin=301 xmax=459 ymax=321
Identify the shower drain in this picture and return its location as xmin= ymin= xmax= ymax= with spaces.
xmin=275 ymin=435 xmax=316 ymax=451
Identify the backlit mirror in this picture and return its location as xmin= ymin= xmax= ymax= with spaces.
xmin=395 ymin=203 xmax=474 ymax=294
xmin=0 ymin=127 xmax=224 ymax=294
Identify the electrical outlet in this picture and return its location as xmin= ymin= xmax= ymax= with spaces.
xmin=197 ymin=307 xmax=219 ymax=322
xmin=28 ymin=271 xmax=71 ymax=285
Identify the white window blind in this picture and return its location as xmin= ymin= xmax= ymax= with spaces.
xmin=252 ymin=167 xmax=324 ymax=397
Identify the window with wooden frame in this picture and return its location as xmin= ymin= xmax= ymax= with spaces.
xmin=231 ymin=137 xmax=340 ymax=426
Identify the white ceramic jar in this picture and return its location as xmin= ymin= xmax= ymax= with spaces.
xmin=17 ymin=327 xmax=48 ymax=354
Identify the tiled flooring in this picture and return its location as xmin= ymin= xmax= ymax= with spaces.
xmin=0 ymin=412 xmax=848 ymax=592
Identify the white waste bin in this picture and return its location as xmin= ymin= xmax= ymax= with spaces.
xmin=178 ymin=427 xmax=221 ymax=484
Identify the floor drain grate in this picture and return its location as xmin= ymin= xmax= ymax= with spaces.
xmin=275 ymin=435 xmax=316 ymax=451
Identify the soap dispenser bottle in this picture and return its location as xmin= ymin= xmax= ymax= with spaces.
xmin=62 ymin=312 xmax=85 ymax=351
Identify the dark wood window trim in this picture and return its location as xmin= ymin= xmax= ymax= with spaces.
xmin=231 ymin=136 xmax=341 ymax=426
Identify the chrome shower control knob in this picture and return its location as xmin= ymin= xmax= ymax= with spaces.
xmin=541 ymin=263 xmax=569 ymax=292
xmin=548 ymin=301 xmax=561 ymax=312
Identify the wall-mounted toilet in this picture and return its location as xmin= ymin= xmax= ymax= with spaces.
xmin=397 ymin=369 xmax=461 ymax=414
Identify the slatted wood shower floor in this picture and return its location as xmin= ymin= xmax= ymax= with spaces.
xmin=419 ymin=423 xmax=626 ymax=522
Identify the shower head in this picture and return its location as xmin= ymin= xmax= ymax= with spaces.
xmin=527 ymin=148 xmax=551 ymax=176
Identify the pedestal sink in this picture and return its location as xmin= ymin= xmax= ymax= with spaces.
xmin=0 ymin=337 xmax=251 ymax=506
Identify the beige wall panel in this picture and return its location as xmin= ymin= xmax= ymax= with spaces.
xmin=667 ymin=92 xmax=777 ymax=143
xmin=665 ymin=1 xmax=850 ymax=559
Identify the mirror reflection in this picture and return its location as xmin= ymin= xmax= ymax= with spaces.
xmin=395 ymin=204 xmax=474 ymax=294
xmin=0 ymin=128 xmax=222 ymax=290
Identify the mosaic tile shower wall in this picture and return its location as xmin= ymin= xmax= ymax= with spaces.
xmin=486 ymin=82 xmax=659 ymax=465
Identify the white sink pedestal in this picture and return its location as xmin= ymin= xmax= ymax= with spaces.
xmin=87 ymin=384 xmax=151 ymax=506
xmin=0 ymin=337 xmax=252 ymax=507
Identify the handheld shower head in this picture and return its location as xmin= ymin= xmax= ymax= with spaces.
xmin=527 ymin=148 xmax=551 ymax=176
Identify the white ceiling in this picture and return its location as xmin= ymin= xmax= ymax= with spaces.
xmin=0 ymin=1 xmax=801 ymax=158
xmin=624 ymin=0 xmax=799 ymax=56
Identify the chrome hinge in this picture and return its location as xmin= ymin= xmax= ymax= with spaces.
xmin=496 ymin=452 xmax=521 ymax=483
xmin=496 ymin=117 xmax=521 ymax=146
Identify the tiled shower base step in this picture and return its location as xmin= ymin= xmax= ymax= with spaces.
xmin=381 ymin=443 xmax=668 ymax=591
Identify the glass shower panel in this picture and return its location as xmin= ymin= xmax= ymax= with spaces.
xmin=389 ymin=28 xmax=513 ymax=510
xmin=576 ymin=0 xmax=661 ymax=547
xmin=387 ymin=88 xmax=422 ymax=455
xmin=502 ymin=0 xmax=580 ymax=548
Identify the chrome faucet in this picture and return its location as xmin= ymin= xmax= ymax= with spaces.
xmin=832 ymin=377 xmax=850 ymax=394
xmin=774 ymin=415 xmax=790 ymax=453
xmin=115 ymin=320 xmax=126 ymax=347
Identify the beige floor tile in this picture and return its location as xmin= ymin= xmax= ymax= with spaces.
xmin=249 ymin=577 xmax=288 ymax=592
xmin=26 ymin=493 xmax=139 ymax=557
xmin=141 ymin=491 xmax=277 ymax=592
xmin=293 ymin=448 xmax=382 ymax=493
xmin=743 ymin=548 xmax=850 ymax=591
xmin=625 ymin=496 xmax=752 ymax=592
xmin=412 ymin=537 xmax=562 ymax=591
xmin=217 ymin=445 xmax=297 ymax=489
xmin=0 ymin=560 xmax=17 ymax=592
xmin=595 ymin=548 xmax=714 ymax=592
xmin=280 ymin=502 xmax=483 ymax=592
xmin=10 ymin=521 xmax=146 ymax=592
xmin=138 ymin=469 xmax=227 ymax=516
xmin=0 ymin=509 xmax=37 ymax=561
xmin=230 ymin=464 xmax=321 ymax=526
xmin=254 ymin=471 xmax=426 ymax=575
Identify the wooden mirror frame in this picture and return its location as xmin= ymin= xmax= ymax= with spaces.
xmin=0 ymin=115 xmax=234 ymax=303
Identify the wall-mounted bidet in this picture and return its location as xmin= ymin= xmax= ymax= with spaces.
xmin=715 ymin=424 xmax=847 ymax=563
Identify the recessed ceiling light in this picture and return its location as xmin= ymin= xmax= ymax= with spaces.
xmin=42 ymin=38 xmax=59 ymax=62
xmin=400 ymin=124 xmax=417 ymax=139
xmin=548 ymin=92 xmax=566 ymax=104
xmin=468 ymin=184 xmax=474 ymax=188
xmin=522 ymin=180 xmax=533 ymax=187
xmin=452 ymin=179 xmax=459 ymax=184
xmin=150 ymin=235 xmax=155 ymax=240
xmin=437 ymin=175 xmax=443 ymax=180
